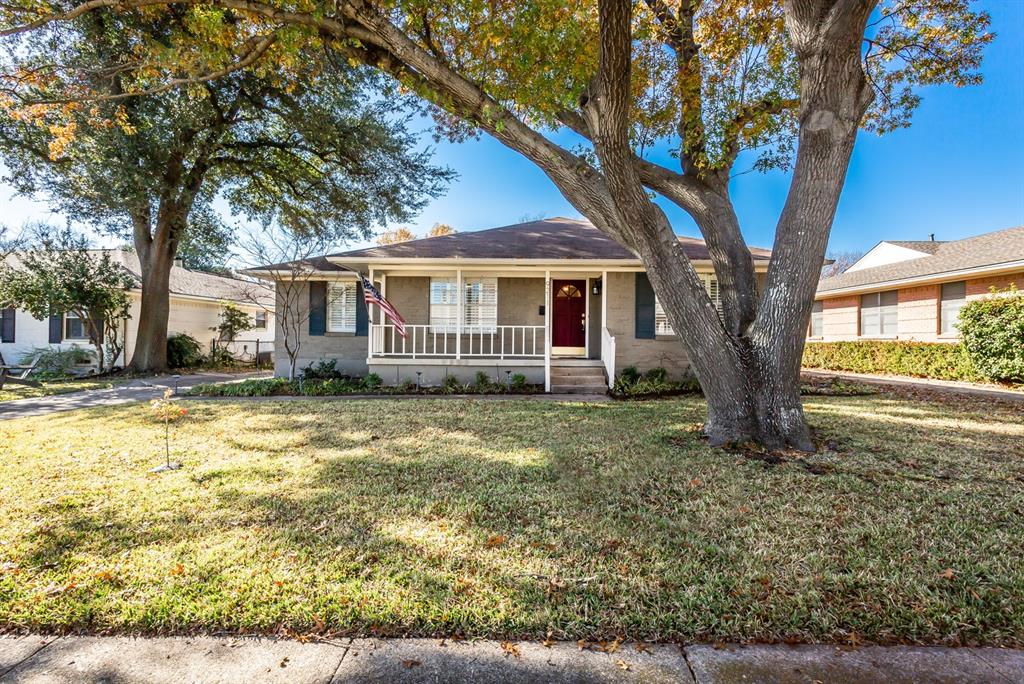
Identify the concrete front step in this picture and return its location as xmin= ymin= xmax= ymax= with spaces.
xmin=551 ymin=385 xmax=609 ymax=394
xmin=549 ymin=358 xmax=604 ymax=367
xmin=550 ymin=368 xmax=606 ymax=378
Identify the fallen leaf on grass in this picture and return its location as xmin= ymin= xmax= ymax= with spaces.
xmin=938 ymin=568 xmax=955 ymax=580
xmin=500 ymin=641 xmax=520 ymax=658
xmin=616 ymin=659 xmax=631 ymax=671
xmin=485 ymin=534 xmax=508 ymax=548
xmin=541 ymin=631 xmax=555 ymax=648
xmin=169 ymin=563 xmax=185 ymax=576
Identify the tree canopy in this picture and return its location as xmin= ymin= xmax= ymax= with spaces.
xmin=0 ymin=0 xmax=994 ymax=446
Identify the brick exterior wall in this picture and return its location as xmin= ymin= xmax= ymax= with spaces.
xmin=605 ymin=271 xmax=691 ymax=379
xmin=811 ymin=269 xmax=1023 ymax=343
xmin=274 ymin=280 xmax=369 ymax=378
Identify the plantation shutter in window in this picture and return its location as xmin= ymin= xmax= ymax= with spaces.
xmin=653 ymin=297 xmax=674 ymax=336
xmin=308 ymin=282 xmax=327 ymax=336
xmin=0 ymin=307 xmax=14 ymax=343
xmin=705 ymin=276 xmax=723 ymax=317
xmin=430 ymin=277 xmax=458 ymax=332
xmin=464 ymin=278 xmax=497 ymax=332
xmin=327 ymin=282 xmax=357 ymax=333
xmin=634 ymin=273 xmax=655 ymax=339
xmin=48 ymin=314 xmax=63 ymax=343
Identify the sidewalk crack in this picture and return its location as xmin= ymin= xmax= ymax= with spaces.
xmin=680 ymin=645 xmax=698 ymax=684
xmin=0 ymin=636 xmax=57 ymax=679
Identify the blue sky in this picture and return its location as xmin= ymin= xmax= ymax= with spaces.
xmin=3 ymin=0 xmax=1022 ymax=256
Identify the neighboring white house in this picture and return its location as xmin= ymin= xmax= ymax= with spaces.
xmin=1 ymin=249 xmax=275 ymax=368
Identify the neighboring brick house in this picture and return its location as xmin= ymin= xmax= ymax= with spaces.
xmin=1 ymin=250 xmax=275 ymax=368
xmin=810 ymin=226 xmax=1024 ymax=343
xmin=248 ymin=217 xmax=771 ymax=391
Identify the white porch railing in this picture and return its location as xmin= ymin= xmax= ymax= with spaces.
xmin=601 ymin=326 xmax=616 ymax=389
xmin=370 ymin=324 xmax=546 ymax=359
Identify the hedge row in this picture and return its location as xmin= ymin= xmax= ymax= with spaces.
xmin=802 ymin=340 xmax=984 ymax=382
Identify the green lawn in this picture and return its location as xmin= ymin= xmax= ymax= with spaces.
xmin=0 ymin=378 xmax=118 ymax=402
xmin=1 ymin=395 xmax=1022 ymax=645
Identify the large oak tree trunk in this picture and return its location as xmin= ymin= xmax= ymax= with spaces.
xmin=129 ymin=212 xmax=181 ymax=373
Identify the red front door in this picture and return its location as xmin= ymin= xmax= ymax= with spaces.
xmin=552 ymin=279 xmax=587 ymax=349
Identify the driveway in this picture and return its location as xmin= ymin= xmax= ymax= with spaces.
xmin=0 ymin=371 xmax=270 ymax=420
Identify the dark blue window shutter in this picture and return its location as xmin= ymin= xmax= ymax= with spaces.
xmin=1 ymin=308 xmax=14 ymax=343
xmin=48 ymin=314 xmax=63 ymax=344
xmin=355 ymin=282 xmax=368 ymax=336
xmin=308 ymin=282 xmax=326 ymax=336
xmin=635 ymin=273 xmax=656 ymax=340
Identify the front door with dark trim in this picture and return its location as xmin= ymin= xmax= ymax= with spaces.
xmin=552 ymin=279 xmax=586 ymax=354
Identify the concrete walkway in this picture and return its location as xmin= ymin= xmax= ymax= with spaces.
xmin=1 ymin=635 xmax=1021 ymax=683
xmin=0 ymin=372 xmax=270 ymax=420
xmin=802 ymin=369 xmax=1024 ymax=402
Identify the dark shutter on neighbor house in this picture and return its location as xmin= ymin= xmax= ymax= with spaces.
xmin=355 ymin=282 xmax=368 ymax=337
xmin=634 ymin=273 xmax=656 ymax=339
xmin=48 ymin=314 xmax=63 ymax=343
xmin=0 ymin=307 xmax=14 ymax=343
xmin=308 ymin=282 xmax=326 ymax=336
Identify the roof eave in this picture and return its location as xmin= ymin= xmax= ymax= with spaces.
xmin=816 ymin=259 xmax=1024 ymax=298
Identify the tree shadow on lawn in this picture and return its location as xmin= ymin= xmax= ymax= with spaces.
xmin=3 ymin=397 xmax=1023 ymax=645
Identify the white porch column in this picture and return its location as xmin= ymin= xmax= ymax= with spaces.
xmin=455 ymin=268 xmax=463 ymax=360
xmin=367 ymin=267 xmax=375 ymax=361
xmin=544 ymin=270 xmax=551 ymax=392
xmin=601 ymin=270 xmax=608 ymax=327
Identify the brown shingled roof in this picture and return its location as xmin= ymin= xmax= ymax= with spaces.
xmin=328 ymin=217 xmax=771 ymax=262
xmin=818 ymin=226 xmax=1024 ymax=293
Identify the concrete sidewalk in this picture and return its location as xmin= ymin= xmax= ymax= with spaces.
xmin=802 ymin=369 xmax=1024 ymax=403
xmin=0 ymin=371 xmax=270 ymax=420
xmin=2 ymin=635 xmax=1021 ymax=683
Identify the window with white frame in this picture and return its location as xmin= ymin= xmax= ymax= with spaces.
xmin=860 ymin=290 xmax=898 ymax=336
xmin=253 ymin=310 xmax=268 ymax=330
xmin=654 ymin=297 xmax=674 ymax=336
xmin=940 ymin=281 xmax=966 ymax=335
xmin=464 ymin=278 xmax=497 ymax=332
xmin=430 ymin=276 xmax=498 ymax=332
xmin=65 ymin=312 xmax=89 ymax=340
xmin=429 ymin=277 xmax=458 ymax=332
xmin=327 ymin=281 xmax=357 ymax=333
xmin=652 ymin=275 xmax=721 ymax=336
xmin=809 ymin=301 xmax=823 ymax=337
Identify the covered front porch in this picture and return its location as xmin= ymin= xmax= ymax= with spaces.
xmin=365 ymin=268 xmax=618 ymax=390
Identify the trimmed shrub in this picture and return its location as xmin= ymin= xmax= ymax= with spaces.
xmin=166 ymin=334 xmax=204 ymax=369
xmin=301 ymin=359 xmax=347 ymax=380
xmin=802 ymin=341 xmax=981 ymax=382
xmin=958 ymin=286 xmax=1024 ymax=382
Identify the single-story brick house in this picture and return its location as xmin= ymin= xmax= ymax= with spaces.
xmin=249 ymin=217 xmax=771 ymax=391
xmin=1 ymin=249 xmax=275 ymax=368
xmin=810 ymin=226 xmax=1024 ymax=342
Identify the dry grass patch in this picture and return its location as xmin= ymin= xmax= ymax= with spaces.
xmin=0 ymin=395 xmax=1021 ymax=645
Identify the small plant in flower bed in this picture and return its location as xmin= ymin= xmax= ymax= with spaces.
xmin=612 ymin=366 xmax=700 ymax=399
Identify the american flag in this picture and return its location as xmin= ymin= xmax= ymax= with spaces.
xmin=361 ymin=274 xmax=407 ymax=338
